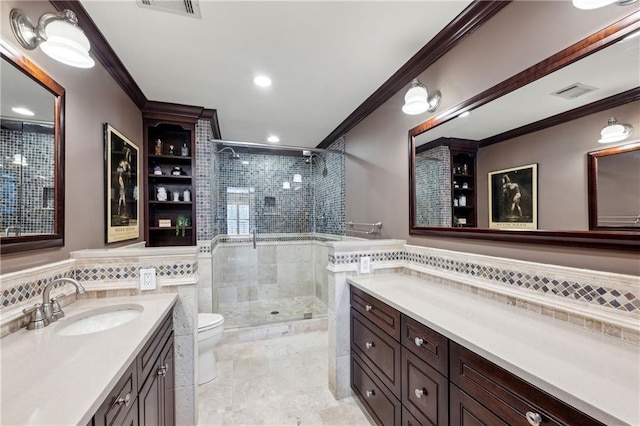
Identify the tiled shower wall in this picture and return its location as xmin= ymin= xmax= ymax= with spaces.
xmin=415 ymin=144 xmax=451 ymax=227
xmin=201 ymin=236 xmax=336 ymax=315
xmin=0 ymin=127 xmax=55 ymax=235
xmin=315 ymin=137 xmax=346 ymax=235
xmin=194 ymin=119 xmax=345 ymax=239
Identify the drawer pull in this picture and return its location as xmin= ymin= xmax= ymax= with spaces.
xmin=366 ymin=390 xmax=375 ymax=398
xmin=365 ymin=304 xmax=373 ymax=312
xmin=365 ymin=341 xmax=375 ymax=349
xmin=526 ymin=411 xmax=542 ymax=426
xmin=116 ymin=393 xmax=131 ymax=407
xmin=414 ymin=337 xmax=424 ymax=347
xmin=414 ymin=388 xmax=427 ymax=398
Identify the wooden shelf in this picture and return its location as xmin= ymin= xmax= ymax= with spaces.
xmin=144 ymin=119 xmax=197 ymax=247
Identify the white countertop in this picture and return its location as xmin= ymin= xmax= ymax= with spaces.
xmin=0 ymin=293 xmax=177 ymax=426
xmin=348 ymin=274 xmax=640 ymax=426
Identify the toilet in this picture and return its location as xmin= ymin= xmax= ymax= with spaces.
xmin=197 ymin=313 xmax=225 ymax=385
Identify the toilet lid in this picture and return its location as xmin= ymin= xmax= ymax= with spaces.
xmin=198 ymin=313 xmax=224 ymax=331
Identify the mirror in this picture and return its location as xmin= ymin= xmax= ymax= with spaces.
xmin=588 ymin=142 xmax=640 ymax=230
xmin=0 ymin=41 xmax=65 ymax=254
xmin=409 ymin=15 xmax=640 ymax=250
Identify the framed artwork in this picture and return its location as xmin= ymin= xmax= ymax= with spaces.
xmin=104 ymin=124 xmax=139 ymax=243
xmin=488 ymin=163 xmax=538 ymax=230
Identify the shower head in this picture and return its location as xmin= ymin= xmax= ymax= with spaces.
xmin=216 ymin=146 xmax=240 ymax=159
xmin=304 ymin=154 xmax=328 ymax=176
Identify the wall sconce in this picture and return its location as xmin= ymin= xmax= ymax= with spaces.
xmin=402 ymin=78 xmax=441 ymax=115
xmin=10 ymin=9 xmax=95 ymax=68
xmin=598 ymin=117 xmax=634 ymax=143
xmin=293 ymin=174 xmax=302 ymax=183
xmin=572 ymin=0 xmax=637 ymax=9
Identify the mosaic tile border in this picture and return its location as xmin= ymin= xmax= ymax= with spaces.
xmin=0 ymin=271 xmax=74 ymax=309
xmin=328 ymin=250 xmax=640 ymax=315
xmin=0 ymin=261 xmax=197 ymax=311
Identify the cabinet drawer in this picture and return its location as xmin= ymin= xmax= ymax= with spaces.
xmin=402 ymin=407 xmax=422 ymax=426
xmin=351 ymin=309 xmax=402 ymax=395
xmin=450 ymin=384 xmax=507 ymax=426
xmin=402 ymin=348 xmax=448 ymax=426
xmin=137 ymin=311 xmax=173 ymax=389
xmin=94 ymin=362 xmax=138 ymax=426
xmin=401 ymin=314 xmax=448 ymax=377
xmin=351 ymin=350 xmax=402 ymax=426
xmin=351 ymin=285 xmax=401 ymax=341
xmin=450 ymin=342 xmax=604 ymax=426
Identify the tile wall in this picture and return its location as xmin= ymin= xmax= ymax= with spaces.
xmin=0 ymin=126 xmax=55 ymax=235
xmin=415 ymin=145 xmax=451 ymax=227
xmin=194 ymin=121 xmax=346 ymax=240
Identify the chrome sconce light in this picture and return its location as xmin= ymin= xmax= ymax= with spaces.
xmin=10 ymin=9 xmax=95 ymax=68
xmin=572 ymin=0 xmax=638 ymax=9
xmin=402 ymin=78 xmax=441 ymax=115
xmin=598 ymin=117 xmax=634 ymax=143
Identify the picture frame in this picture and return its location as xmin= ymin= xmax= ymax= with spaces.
xmin=488 ymin=163 xmax=538 ymax=230
xmin=104 ymin=124 xmax=139 ymax=243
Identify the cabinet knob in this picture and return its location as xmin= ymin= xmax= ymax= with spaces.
xmin=365 ymin=304 xmax=372 ymax=312
xmin=526 ymin=411 xmax=542 ymax=426
xmin=157 ymin=365 xmax=167 ymax=376
xmin=414 ymin=337 xmax=424 ymax=347
xmin=365 ymin=341 xmax=375 ymax=349
xmin=116 ymin=393 xmax=131 ymax=407
xmin=414 ymin=388 xmax=427 ymax=398
xmin=365 ymin=390 xmax=375 ymax=398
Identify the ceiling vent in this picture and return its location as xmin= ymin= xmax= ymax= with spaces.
xmin=136 ymin=0 xmax=201 ymax=19
xmin=551 ymin=83 xmax=598 ymax=99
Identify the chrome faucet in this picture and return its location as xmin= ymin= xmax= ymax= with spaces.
xmin=251 ymin=228 xmax=257 ymax=249
xmin=41 ymin=277 xmax=86 ymax=323
xmin=4 ymin=226 xmax=21 ymax=237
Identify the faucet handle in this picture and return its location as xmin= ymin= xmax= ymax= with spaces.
xmin=23 ymin=303 xmax=49 ymax=330
xmin=50 ymin=293 xmax=66 ymax=320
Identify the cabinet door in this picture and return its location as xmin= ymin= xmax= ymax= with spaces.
xmin=450 ymin=385 xmax=508 ymax=426
xmin=139 ymin=356 xmax=162 ymax=426
xmin=94 ymin=362 xmax=137 ymax=426
xmin=160 ymin=336 xmax=175 ymax=426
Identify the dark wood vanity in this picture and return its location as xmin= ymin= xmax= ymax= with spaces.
xmin=349 ymin=285 xmax=604 ymax=426
xmin=93 ymin=310 xmax=175 ymax=426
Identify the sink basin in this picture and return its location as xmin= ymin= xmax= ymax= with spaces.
xmin=56 ymin=304 xmax=143 ymax=336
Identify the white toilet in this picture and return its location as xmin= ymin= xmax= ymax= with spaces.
xmin=197 ymin=313 xmax=225 ymax=385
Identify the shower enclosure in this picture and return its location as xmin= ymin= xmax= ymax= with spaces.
xmin=209 ymin=140 xmax=345 ymax=328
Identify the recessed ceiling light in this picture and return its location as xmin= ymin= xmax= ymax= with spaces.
xmin=242 ymin=160 xmax=249 ymax=165
xmin=459 ymin=111 xmax=471 ymax=118
xmin=254 ymin=75 xmax=272 ymax=87
xmin=12 ymin=107 xmax=35 ymax=116
xmin=267 ymin=135 xmax=280 ymax=143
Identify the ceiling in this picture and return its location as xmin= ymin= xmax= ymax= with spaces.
xmin=78 ymin=0 xmax=472 ymax=148
xmin=415 ymin=33 xmax=640 ymax=146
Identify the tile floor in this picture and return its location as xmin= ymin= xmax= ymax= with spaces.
xmin=218 ymin=296 xmax=328 ymax=328
xmin=197 ymin=329 xmax=372 ymax=425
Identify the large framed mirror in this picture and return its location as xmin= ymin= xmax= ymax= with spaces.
xmin=0 ymin=40 xmax=65 ymax=254
xmin=409 ymin=12 xmax=639 ymax=251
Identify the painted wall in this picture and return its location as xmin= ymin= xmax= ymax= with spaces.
xmin=477 ymin=101 xmax=640 ymax=230
xmin=344 ymin=1 xmax=639 ymax=275
xmin=1 ymin=1 xmax=143 ymax=273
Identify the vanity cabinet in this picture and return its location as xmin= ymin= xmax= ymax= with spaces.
xmin=143 ymin=116 xmax=197 ymax=247
xmin=92 ymin=310 xmax=174 ymax=426
xmin=450 ymin=342 xmax=602 ymax=426
xmin=349 ymin=286 xmax=604 ymax=426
